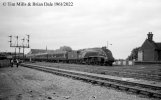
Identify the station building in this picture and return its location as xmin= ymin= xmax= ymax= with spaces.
xmin=138 ymin=32 xmax=161 ymax=61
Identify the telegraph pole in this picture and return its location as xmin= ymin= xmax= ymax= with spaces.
xmin=107 ymin=41 xmax=112 ymax=49
xmin=22 ymin=38 xmax=25 ymax=59
xmin=46 ymin=45 xmax=48 ymax=61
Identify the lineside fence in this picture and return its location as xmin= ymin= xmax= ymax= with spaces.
xmin=113 ymin=60 xmax=134 ymax=66
xmin=113 ymin=60 xmax=161 ymax=66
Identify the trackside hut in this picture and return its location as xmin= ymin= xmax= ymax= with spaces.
xmin=138 ymin=32 xmax=161 ymax=61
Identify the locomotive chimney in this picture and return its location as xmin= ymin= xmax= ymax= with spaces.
xmin=102 ymin=46 xmax=106 ymax=50
xmin=147 ymin=32 xmax=153 ymax=41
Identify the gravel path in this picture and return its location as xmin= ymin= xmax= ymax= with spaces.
xmin=0 ymin=66 xmax=158 ymax=100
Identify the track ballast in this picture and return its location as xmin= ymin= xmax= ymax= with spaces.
xmin=21 ymin=63 xmax=161 ymax=99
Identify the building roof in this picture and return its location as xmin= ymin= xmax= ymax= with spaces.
xmin=142 ymin=39 xmax=161 ymax=50
xmin=140 ymin=33 xmax=161 ymax=50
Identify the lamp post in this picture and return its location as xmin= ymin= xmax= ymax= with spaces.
xmin=107 ymin=41 xmax=112 ymax=49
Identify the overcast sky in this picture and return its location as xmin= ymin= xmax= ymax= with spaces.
xmin=0 ymin=0 xmax=161 ymax=59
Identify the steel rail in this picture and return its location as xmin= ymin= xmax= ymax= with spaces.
xmin=101 ymin=71 xmax=161 ymax=82
xmin=21 ymin=63 xmax=161 ymax=99
xmin=34 ymin=63 xmax=161 ymax=81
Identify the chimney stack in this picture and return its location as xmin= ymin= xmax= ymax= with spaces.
xmin=147 ymin=32 xmax=153 ymax=41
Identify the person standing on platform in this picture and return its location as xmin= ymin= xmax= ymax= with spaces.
xmin=11 ymin=59 xmax=14 ymax=67
xmin=16 ymin=59 xmax=19 ymax=68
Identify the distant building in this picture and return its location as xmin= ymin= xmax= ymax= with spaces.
xmin=138 ymin=32 xmax=161 ymax=61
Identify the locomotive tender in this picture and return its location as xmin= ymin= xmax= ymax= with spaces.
xmin=28 ymin=47 xmax=114 ymax=66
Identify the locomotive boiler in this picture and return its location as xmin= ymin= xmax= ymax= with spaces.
xmin=77 ymin=47 xmax=114 ymax=66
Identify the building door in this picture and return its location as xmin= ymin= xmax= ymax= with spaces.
xmin=138 ymin=50 xmax=143 ymax=61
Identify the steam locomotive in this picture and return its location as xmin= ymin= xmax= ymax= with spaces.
xmin=28 ymin=47 xmax=114 ymax=66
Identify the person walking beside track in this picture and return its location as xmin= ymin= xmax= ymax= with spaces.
xmin=16 ymin=59 xmax=19 ymax=68
xmin=10 ymin=59 xmax=14 ymax=67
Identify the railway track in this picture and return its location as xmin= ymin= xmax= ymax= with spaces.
xmin=98 ymin=70 xmax=161 ymax=82
xmin=21 ymin=63 xmax=161 ymax=99
xmin=33 ymin=62 xmax=161 ymax=82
